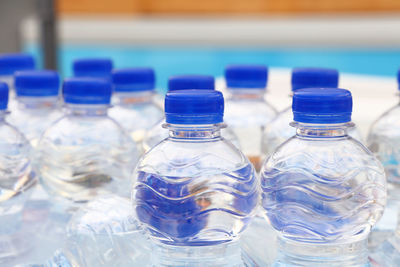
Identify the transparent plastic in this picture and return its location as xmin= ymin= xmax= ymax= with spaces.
xmin=261 ymin=122 xmax=386 ymax=266
xmin=46 ymin=195 xmax=151 ymax=267
xmin=142 ymin=119 xmax=240 ymax=152
xmin=262 ymin=105 xmax=363 ymax=159
xmin=132 ymin=123 xmax=259 ymax=266
xmin=0 ymin=75 xmax=16 ymax=110
xmin=367 ymin=103 xmax=400 ymax=250
xmin=7 ymin=96 xmax=63 ymax=147
xmin=109 ymin=91 xmax=163 ymax=144
xmin=224 ymin=89 xmax=276 ymax=170
xmin=0 ymin=111 xmax=37 ymax=263
xmin=36 ymin=104 xmax=139 ymax=204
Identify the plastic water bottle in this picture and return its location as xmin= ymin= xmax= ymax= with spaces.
xmin=109 ymin=68 xmax=163 ymax=145
xmin=132 ymin=89 xmax=259 ymax=266
xmin=36 ymin=78 xmax=139 ymax=205
xmin=8 ymin=70 xmax=62 ymax=147
xmin=224 ymin=64 xmax=277 ymax=170
xmin=73 ymin=58 xmax=113 ymax=81
xmin=142 ymin=75 xmax=239 ymax=152
xmin=0 ymin=82 xmax=37 ymax=263
xmin=261 ymin=88 xmax=386 ymax=266
xmin=0 ymin=53 xmax=35 ymax=110
xmin=367 ymin=69 xmax=400 ymax=251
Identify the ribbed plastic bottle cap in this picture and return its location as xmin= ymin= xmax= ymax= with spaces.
xmin=0 ymin=53 xmax=35 ymax=75
xmin=292 ymin=88 xmax=352 ymax=123
xmin=165 ymin=90 xmax=224 ymax=124
xmin=225 ymin=65 xmax=268 ymax=89
xmin=112 ymin=68 xmax=155 ymax=92
xmin=292 ymin=67 xmax=339 ymax=91
xmin=73 ymin=58 xmax=113 ymax=78
xmin=63 ymin=78 xmax=112 ymax=105
xmin=0 ymin=82 xmax=8 ymax=110
xmin=168 ymin=75 xmax=215 ymax=91
xmin=15 ymin=70 xmax=60 ymax=97
xmin=397 ymin=68 xmax=400 ymax=89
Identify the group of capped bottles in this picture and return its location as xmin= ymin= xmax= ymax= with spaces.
xmin=0 ymin=51 xmax=399 ymax=266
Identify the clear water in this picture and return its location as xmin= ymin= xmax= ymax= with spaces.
xmin=261 ymin=106 xmax=364 ymax=159
xmin=132 ymin=127 xmax=259 ymax=265
xmin=367 ymin=104 xmax=400 ymax=248
xmin=7 ymin=98 xmax=63 ymax=147
xmin=109 ymin=92 xmax=163 ymax=145
xmin=0 ymin=119 xmax=37 ymax=263
xmin=36 ymin=107 xmax=140 ymax=204
xmin=261 ymin=124 xmax=386 ymax=265
xmin=43 ymin=195 xmax=152 ymax=267
xmin=224 ymin=91 xmax=277 ymax=170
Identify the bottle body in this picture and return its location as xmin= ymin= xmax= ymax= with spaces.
xmin=109 ymin=91 xmax=163 ymax=144
xmin=36 ymin=105 xmax=139 ymax=203
xmin=261 ymin=123 xmax=386 ymax=265
xmin=0 ymin=118 xmax=37 ymax=261
xmin=224 ymin=90 xmax=276 ymax=169
xmin=8 ymin=97 xmax=62 ymax=147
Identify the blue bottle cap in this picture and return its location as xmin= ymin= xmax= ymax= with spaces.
xmin=292 ymin=88 xmax=352 ymax=124
xmin=0 ymin=82 xmax=8 ymax=110
xmin=292 ymin=67 xmax=339 ymax=91
xmin=225 ymin=65 xmax=268 ymax=89
xmin=112 ymin=68 xmax=155 ymax=92
xmin=73 ymin=58 xmax=113 ymax=78
xmin=397 ymin=68 xmax=400 ymax=89
xmin=63 ymin=78 xmax=112 ymax=105
xmin=0 ymin=53 xmax=35 ymax=75
xmin=168 ymin=75 xmax=215 ymax=91
xmin=14 ymin=70 xmax=60 ymax=97
xmin=165 ymin=90 xmax=224 ymax=124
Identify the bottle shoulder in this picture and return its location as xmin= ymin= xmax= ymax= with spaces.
xmin=0 ymin=121 xmax=30 ymax=146
xmin=265 ymin=136 xmax=383 ymax=172
xmin=225 ymin=99 xmax=277 ymax=126
xmin=369 ymin=104 xmax=400 ymax=137
xmin=137 ymin=137 xmax=250 ymax=176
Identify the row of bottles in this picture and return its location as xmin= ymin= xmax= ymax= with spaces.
xmin=0 ymin=51 xmax=399 ymax=266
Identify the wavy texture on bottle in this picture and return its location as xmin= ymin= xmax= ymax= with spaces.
xmin=133 ymin=140 xmax=259 ymax=246
xmin=261 ymin=137 xmax=386 ymax=243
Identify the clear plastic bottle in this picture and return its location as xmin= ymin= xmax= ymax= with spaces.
xmin=73 ymin=58 xmax=113 ymax=81
xmin=0 ymin=53 xmax=35 ymax=110
xmin=132 ymin=89 xmax=259 ymax=266
xmin=0 ymin=82 xmax=37 ymax=262
xmin=367 ymin=69 xmax=400 ymax=251
xmin=142 ymin=75 xmax=239 ymax=152
xmin=36 ymin=78 xmax=139 ymax=205
xmin=8 ymin=70 xmax=62 ymax=147
xmin=109 ymin=68 xmax=163 ymax=145
xmin=261 ymin=88 xmax=386 ymax=266
xmin=224 ymin=65 xmax=277 ymax=170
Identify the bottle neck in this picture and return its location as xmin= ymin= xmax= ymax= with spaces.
xmin=228 ymin=88 xmax=265 ymax=100
xmin=292 ymin=122 xmax=353 ymax=139
xmin=16 ymin=96 xmax=59 ymax=109
xmin=112 ymin=91 xmax=154 ymax=106
xmin=65 ymin=103 xmax=109 ymax=116
xmin=0 ymin=110 xmax=7 ymax=121
xmin=166 ymin=123 xmax=223 ymax=140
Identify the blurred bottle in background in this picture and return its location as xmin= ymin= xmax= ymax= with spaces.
xmin=224 ymin=64 xmax=277 ymax=170
xmin=367 ymin=68 xmax=400 ymax=249
xmin=73 ymin=58 xmax=113 ymax=81
xmin=0 ymin=82 xmax=37 ymax=263
xmin=109 ymin=68 xmax=163 ymax=146
xmin=36 ymin=78 xmax=139 ymax=206
xmin=262 ymin=68 xmax=341 ymax=158
xmin=8 ymin=70 xmax=62 ymax=147
xmin=0 ymin=53 xmax=35 ymax=110
xmin=261 ymin=88 xmax=386 ymax=266
xmin=133 ymin=89 xmax=258 ymax=266
xmin=142 ymin=75 xmax=239 ymax=152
